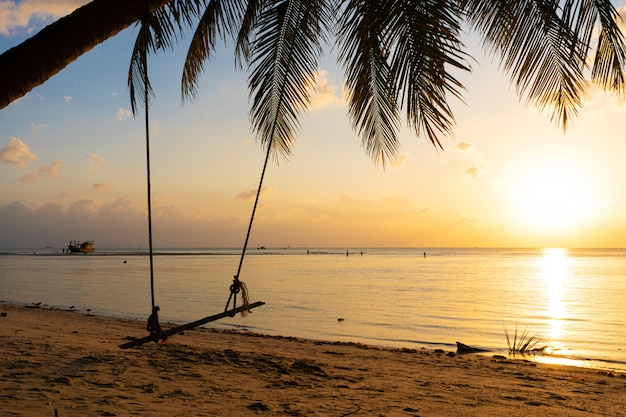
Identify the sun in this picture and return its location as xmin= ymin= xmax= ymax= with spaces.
xmin=511 ymin=158 xmax=594 ymax=231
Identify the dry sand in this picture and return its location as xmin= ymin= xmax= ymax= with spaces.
xmin=1 ymin=302 xmax=624 ymax=417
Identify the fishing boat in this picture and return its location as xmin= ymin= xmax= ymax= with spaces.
xmin=68 ymin=240 xmax=95 ymax=253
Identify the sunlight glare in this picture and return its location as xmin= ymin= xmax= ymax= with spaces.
xmin=512 ymin=159 xmax=593 ymax=231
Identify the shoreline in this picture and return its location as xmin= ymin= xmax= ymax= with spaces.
xmin=1 ymin=302 xmax=625 ymax=417
xmin=5 ymin=299 xmax=625 ymax=374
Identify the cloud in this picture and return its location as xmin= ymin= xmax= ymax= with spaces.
xmin=235 ymin=186 xmax=271 ymax=201
xmin=87 ymin=153 xmax=105 ymax=172
xmin=92 ymin=182 xmax=110 ymax=191
xmin=57 ymin=190 xmax=74 ymax=199
xmin=0 ymin=192 xmax=520 ymax=249
xmin=38 ymin=160 xmax=63 ymax=178
xmin=454 ymin=141 xmax=486 ymax=179
xmin=0 ymin=197 xmax=238 ymax=248
xmin=67 ymin=198 xmax=99 ymax=213
xmin=309 ymin=70 xmax=343 ymax=110
xmin=464 ymin=165 xmax=485 ymax=180
xmin=21 ymin=160 xmax=63 ymax=182
xmin=455 ymin=141 xmax=474 ymax=152
xmin=64 ymin=95 xmax=72 ymax=103
xmin=117 ymin=108 xmax=132 ymax=121
xmin=0 ymin=137 xmax=37 ymax=167
xmin=151 ymin=120 xmax=161 ymax=136
xmin=99 ymin=197 xmax=135 ymax=215
xmin=250 ymin=195 xmax=444 ymax=247
xmin=29 ymin=122 xmax=46 ymax=132
xmin=0 ymin=0 xmax=89 ymax=36
xmin=391 ymin=152 xmax=409 ymax=167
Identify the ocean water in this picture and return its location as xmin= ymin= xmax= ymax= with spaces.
xmin=1 ymin=247 xmax=625 ymax=372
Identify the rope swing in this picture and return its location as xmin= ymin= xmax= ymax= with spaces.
xmin=120 ymin=9 xmax=265 ymax=349
xmin=224 ymin=139 xmax=273 ymax=316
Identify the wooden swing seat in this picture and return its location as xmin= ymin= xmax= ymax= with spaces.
xmin=119 ymin=301 xmax=265 ymax=349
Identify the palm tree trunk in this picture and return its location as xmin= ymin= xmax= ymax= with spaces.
xmin=0 ymin=0 xmax=175 ymax=110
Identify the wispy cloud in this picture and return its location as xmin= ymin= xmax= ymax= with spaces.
xmin=0 ymin=0 xmax=89 ymax=36
xmin=64 ymin=95 xmax=72 ymax=103
xmin=151 ymin=120 xmax=161 ymax=136
xmin=92 ymin=182 xmax=110 ymax=191
xmin=455 ymin=141 xmax=474 ymax=152
xmin=87 ymin=153 xmax=105 ymax=172
xmin=391 ymin=153 xmax=409 ymax=167
xmin=464 ymin=165 xmax=484 ymax=180
xmin=117 ymin=108 xmax=132 ymax=121
xmin=29 ymin=122 xmax=46 ymax=132
xmin=235 ymin=186 xmax=271 ymax=201
xmin=0 ymin=137 xmax=37 ymax=167
xmin=56 ymin=190 xmax=74 ymax=199
xmin=454 ymin=141 xmax=486 ymax=180
xmin=21 ymin=161 xmax=63 ymax=182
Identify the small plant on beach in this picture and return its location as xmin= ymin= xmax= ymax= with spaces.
xmin=503 ymin=324 xmax=543 ymax=355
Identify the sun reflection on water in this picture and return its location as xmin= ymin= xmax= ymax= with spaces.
xmin=540 ymin=248 xmax=570 ymax=348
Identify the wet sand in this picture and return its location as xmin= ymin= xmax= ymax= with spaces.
xmin=1 ymin=302 xmax=624 ymax=416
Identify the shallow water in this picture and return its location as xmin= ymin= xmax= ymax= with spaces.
xmin=1 ymin=247 xmax=624 ymax=372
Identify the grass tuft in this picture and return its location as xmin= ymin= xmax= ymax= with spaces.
xmin=503 ymin=323 xmax=543 ymax=355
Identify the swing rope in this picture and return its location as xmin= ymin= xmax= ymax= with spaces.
xmin=144 ymin=46 xmax=156 ymax=312
xmin=138 ymin=11 xmax=166 ymax=343
xmin=225 ymin=138 xmax=273 ymax=314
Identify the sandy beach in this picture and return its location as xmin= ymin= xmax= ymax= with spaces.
xmin=1 ymin=303 xmax=624 ymax=417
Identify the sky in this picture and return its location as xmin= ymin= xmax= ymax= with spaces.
xmin=1 ymin=0 xmax=626 ymax=249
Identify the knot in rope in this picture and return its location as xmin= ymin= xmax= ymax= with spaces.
xmin=225 ymin=275 xmax=250 ymax=317
xmin=229 ymin=275 xmax=241 ymax=295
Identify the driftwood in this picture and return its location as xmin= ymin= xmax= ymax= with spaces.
xmin=119 ymin=301 xmax=265 ymax=349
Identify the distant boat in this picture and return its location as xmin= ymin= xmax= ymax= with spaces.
xmin=257 ymin=245 xmax=266 ymax=250
xmin=68 ymin=240 xmax=95 ymax=253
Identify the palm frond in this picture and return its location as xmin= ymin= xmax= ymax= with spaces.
xmin=128 ymin=20 xmax=154 ymax=115
xmin=166 ymin=0 xmax=206 ymax=28
xmin=387 ymin=0 xmax=470 ymax=149
xmin=463 ymin=0 xmax=588 ymax=130
xmin=233 ymin=0 xmax=268 ymax=70
xmin=336 ymin=0 xmax=400 ymax=168
xmin=589 ymin=0 xmax=626 ymax=94
xmin=182 ymin=0 xmax=250 ymax=101
xmin=248 ymin=0 xmax=332 ymax=159
xmin=128 ymin=6 xmax=181 ymax=114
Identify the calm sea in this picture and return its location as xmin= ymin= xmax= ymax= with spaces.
xmin=1 ymin=247 xmax=624 ymax=372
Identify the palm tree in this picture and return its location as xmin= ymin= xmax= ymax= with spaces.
xmin=0 ymin=0 xmax=177 ymax=109
xmin=2 ymin=0 xmax=625 ymax=167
